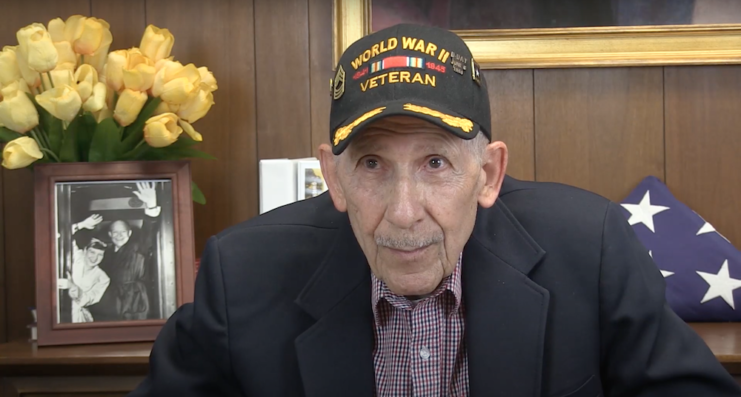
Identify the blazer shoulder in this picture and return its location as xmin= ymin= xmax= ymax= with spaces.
xmin=498 ymin=177 xmax=615 ymax=245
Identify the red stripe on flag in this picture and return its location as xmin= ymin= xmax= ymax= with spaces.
xmin=383 ymin=56 xmax=408 ymax=68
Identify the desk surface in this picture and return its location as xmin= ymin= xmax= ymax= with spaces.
xmin=0 ymin=323 xmax=739 ymax=367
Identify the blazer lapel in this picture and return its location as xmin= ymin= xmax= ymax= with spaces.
xmin=294 ymin=218 xmax=375 ymax=397
xmin=463 ymin=199 xmax=550 ymax=397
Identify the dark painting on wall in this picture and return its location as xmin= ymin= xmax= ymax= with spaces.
xmin=372 ymin=0 xmax=741 ymax=31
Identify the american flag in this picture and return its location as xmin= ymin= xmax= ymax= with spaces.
xmin=620 ymin=176 xmax=741 ymax=321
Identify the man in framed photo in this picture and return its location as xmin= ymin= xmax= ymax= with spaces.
xmin=130 ymin=24 xmax=741 ymax=396
xmin=92 ymin=182 xmax=163 ymax=322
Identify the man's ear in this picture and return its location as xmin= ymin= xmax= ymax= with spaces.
xmin=478 ymin=140 xmax=508 ymax=209
xmin=318 ymin=143 xmax=348 ymax=212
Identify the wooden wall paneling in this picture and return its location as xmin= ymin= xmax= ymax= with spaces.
xmin=533 ymin=68 xmax=665 ymax=202
xmin=1 ymin=0 xmax=91 ymax=343
xmin=146 ymin=0 xmax=258 ymax=254
xmin=665 ymin=66 xmax=741 ymax=246
xmin=91 ymin=0 xmax=146 ymax=51
xmin=484 ymin=69 xmax=535 ymax=181
xmin=254 ymin=0 xmax=312 ymax=160
xmin=0 ymin=160 xmax=4 ymax=343
xmin=308 ymin=0 xmax=333 ymax=157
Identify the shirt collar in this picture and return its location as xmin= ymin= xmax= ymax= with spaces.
xmin=371 ymin=253 xmax=464 ymax=320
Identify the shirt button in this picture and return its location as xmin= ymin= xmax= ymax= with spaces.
xmin=419 ymin=346 xmax=430 ymax=360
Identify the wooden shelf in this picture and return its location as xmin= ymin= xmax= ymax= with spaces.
xmin=0 ymin=340 xmax=151 ymax=377
xmin=0 ymin=323 xmax=739 ymax=376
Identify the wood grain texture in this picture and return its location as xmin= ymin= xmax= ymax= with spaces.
xmin=534 ymin=67 xmax=665 ymax=202
xmin=665 ymin=66 xmax=741 ymax=246
xmin=254 ymin=0 xmax=312 ymax=160
xmin=91 ymin=0 xmax=146 ymax=51
xmin=0 ymin=166 xmax=3 ymax=344
xmin=0 ymin=0 xmax=91 ymax=343
xmin=484 ymin=69 xmax=535 ymax=181
xmin=146 ymin=0 xmax=258 ymax=254
xmin=1 ymin=376 xmax=142 ymax=396
xmin=309 ymin=0 xmax=333 ymax=156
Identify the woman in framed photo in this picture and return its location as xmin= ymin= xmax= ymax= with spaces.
xmin=67 ymin=214 xmax=111 ymax=323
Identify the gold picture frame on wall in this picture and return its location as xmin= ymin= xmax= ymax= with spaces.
xmin=333 ymin=0 xmax=741 ymax=69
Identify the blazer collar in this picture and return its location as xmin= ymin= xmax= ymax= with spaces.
xmin=294 ymin=188 xmax=549 ymax=396
xmin=462 ymin=197 xmax=550 ymax=396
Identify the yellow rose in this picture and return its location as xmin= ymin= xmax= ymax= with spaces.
xmin=35 ymin=85 xmax=82 ymax=122
xmin=122 ymin=49 xmax=155 ymax=92
xmin=113 ymin=88 xmax=147 ymax=126
xmin=1 ymin=80 xmax=30 ymax=97
xmin=16 ymin=23 xmax=58 ymax=73
xmin=43 ymin=69 xmax=74 ymax=89
xmin=177 ymin=88 xmax=214 ymax=123
xmin=53 ymin=41 xmax=77 ymax=71
xmin=0 ymin=85 xmax=39 ymax=133
xmin=83 ymin=82 xmax=107 ymax=113
xmin=144 ymin=113 xmax=182 ymax=148
xmin=197 ymin=66 xmax=218 ymax=92
xmin=104 ymin=49 xmax=128 ymax=92
xmin=2 ymin=136 xmax=43 ymax=169
xmin=49 ymin=16 xmax=112 ymax=74
xmin=105 ymin=48 xmax=155 ymax=93
xmin=178 ymin=118 xmax=202 ymax=142
xmin=0 ymin=46 xmax=22 ymax=87
xmin=75 ymin=17 xmax=111 ymax=56
xmin=74 ymin=64 xmax=98 ymax=101
xmin=140 ymin=25 xmax=174 ymax=63
xmin=152 ymin=61 xmax=201 ymax=105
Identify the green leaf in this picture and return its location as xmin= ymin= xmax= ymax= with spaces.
xmin=120 ymin=97 xmax=162 ymax=150
xmin=28 ymin=93 xmax=63 ymax=154
xmin=59 ymin=116 xmax=82 ymax=162
xmin=0 ymin=127 xmax=23 ymax=143
xmin=76 ymin=112 xmax=97 ymax=162
xmin=45 ymin=117 xmax=63 ymax=154
xmin=88 ymin=118 xmax=123 ymax=162
xmin=191 ymin=181 xmax=206 ymax=205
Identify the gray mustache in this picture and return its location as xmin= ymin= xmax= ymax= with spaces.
xmin=375 ymin=234 xmax=443 ymax=250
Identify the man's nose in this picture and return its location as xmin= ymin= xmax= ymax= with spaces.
xmin=385 ymin=176 xmax=424 ymax=229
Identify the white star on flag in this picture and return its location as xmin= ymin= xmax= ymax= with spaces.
xmin=621 ymin=190 xmax=669 ymax=233
xmin=697 ymin=221 xmax=731 ymax=243
xmin=649 ymin=250 xmax=674 ymax=277
xmin=697 ymin=222 xmax=716 ymax=235
xmin=697 ymin=260 xmax=741 ymax=309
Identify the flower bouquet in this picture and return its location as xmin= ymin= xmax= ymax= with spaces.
xmin=0 ymin=16 xmax=217 ymax=203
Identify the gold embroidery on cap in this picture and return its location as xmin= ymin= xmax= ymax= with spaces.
xmin=333 ymin=107 xmax=387 ymax=146
xmin=402 ymin=104 xmax=473 ymax=133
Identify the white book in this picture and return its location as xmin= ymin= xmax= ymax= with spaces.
xmin=259 ymin=159 xmax=297 ymax=214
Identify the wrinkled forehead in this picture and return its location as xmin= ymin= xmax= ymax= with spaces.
xmin=346 ymin=115 xmax=460 ymax=154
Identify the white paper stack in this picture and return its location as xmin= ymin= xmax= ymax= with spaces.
xmin=259 ymin=158 xmax=327 ymax=214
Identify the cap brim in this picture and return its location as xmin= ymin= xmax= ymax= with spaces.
xmin=331 ymin=99 xmax=481 ymax=155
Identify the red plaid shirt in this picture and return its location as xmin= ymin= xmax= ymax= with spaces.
xmin=372 ymin=256 xmax=469 ymax=396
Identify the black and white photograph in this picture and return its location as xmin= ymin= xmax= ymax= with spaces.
xmin=54 ymin=179 xmax=178 ymax=325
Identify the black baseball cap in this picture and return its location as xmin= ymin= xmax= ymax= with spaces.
xmin=329 ymin=23 xmax=490 ymax=155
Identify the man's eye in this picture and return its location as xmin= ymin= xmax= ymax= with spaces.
xmin=364 ymin=159 xmax=379 ymax=169
xmin=429 ymin=157 xmax=444 ymax=169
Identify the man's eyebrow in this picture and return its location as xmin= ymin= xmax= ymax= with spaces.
xmin=348 ymin=138 xmax=388 ymax=158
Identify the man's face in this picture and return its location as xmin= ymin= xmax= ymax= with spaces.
xmin=86 ymin=246 xmax=105 ymax=266
xmin=320 ymin=116 xmax=507 ymax=297
xmin=109 ymin=221 xmax=131 ymax=248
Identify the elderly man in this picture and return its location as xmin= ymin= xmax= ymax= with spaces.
xmin=130 ymin=24 xmax=741 ymax=396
